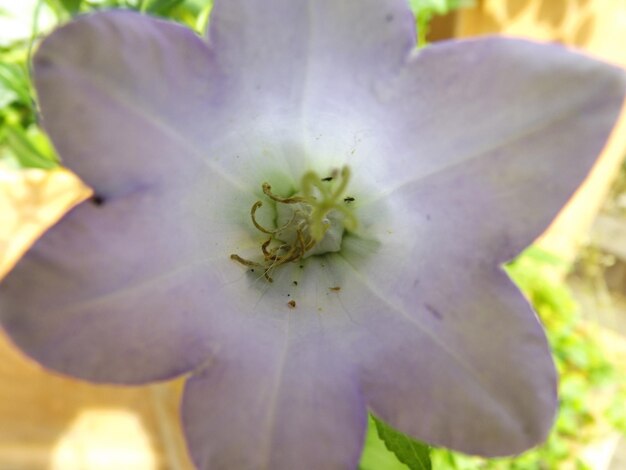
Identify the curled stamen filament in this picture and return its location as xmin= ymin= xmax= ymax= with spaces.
xmin=251 ymin=201 xmax=300 ymax=235
xmin=231 ymin=166 xmax=356 ymax=282
xmin=262 ymin=183 xmax=307 ymax=204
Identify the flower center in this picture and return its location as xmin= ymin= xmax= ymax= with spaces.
xmin=230 ymin=166 xmax=357 ymax=282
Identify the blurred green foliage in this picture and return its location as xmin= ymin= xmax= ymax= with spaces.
xmin=0 ymin=58 xmax=57 ymax=168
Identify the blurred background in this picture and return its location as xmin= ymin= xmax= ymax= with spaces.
xmin=0 ymin=0 xmax=625 ymax=468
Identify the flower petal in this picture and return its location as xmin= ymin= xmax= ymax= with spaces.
xmin=331 ymin=237 xmax=557 ymax=456
xmin=208 ymin=0 xmax=415 ymax=110
xmin=32 ymin=10 xmax=234 ymax=194
xmin=0 ymin=11 xmax=250 ymax=383
xmin=181 ymin=326 xmax=366 ymax=470
xmin=0 ymin=196 xmax=214 ymax=383
xmin=361 ymin=37 xmax=626 ymax=260
xmin=312 ymin=38 xmax=623 ymax=456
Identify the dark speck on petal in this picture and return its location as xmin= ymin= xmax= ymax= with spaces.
xmin=425 ymin=303 xmax=443 ymax=320
xmin=90 ymin=194 xmax=106 ymax=206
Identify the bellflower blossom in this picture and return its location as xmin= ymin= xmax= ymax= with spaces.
xmin=1 ymin=1 xmax=625 ymax=469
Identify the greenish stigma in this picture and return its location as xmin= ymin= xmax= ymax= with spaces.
xmin=231 ymin=166 xmax=358 ymax=282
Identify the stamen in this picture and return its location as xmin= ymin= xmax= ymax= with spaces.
xmin=229 ymin=254 xmax=263 ymax=268
xmin=250 ymin=201 xmax=273 ymax=234
xmin=261 ymin=237 xmax=273 ymax=259
xmin=262 ymin=183 xmax=306 ymax=204
xmin=230 ymin=166 xmax=357 ymax=282
xmin=251 ymin=201 xmax=300 ymax=235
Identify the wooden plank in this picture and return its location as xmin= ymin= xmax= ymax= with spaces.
xmin=591 ymin=214 xmax=626 ymax=261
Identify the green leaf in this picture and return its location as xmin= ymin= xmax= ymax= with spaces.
xmin=59 ymin=0 xmax=82 ymax=13
xmin=409 ymin=0 xmax=448 ymax=15
xmin=360 ymin=414 xmax=409 ymax=470
xmin=43 ymin=0 xmax=69 ymax=18
xmin=194 ymin=1 xmax=213 ymax=32
xmin=409 ymin=0 xmax=475 ymax=47
xmin=0 ymin=63 xmax=32 ymax=105
xmin=519 ymin=245 xmax=568 ymax=267
xmin=2 ymin=123 xmax=58 ymax=169
xmin=141 ymin=0 xmax=185 ymax=14
xmin=371 ymin=414 xmax=432 ymax=470
xmin=409 ymin=0 xmax=473 ymax=16
xmin=0 ymin=81 xmax=18 ymax=108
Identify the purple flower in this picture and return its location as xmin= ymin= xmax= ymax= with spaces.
xmin=1 ymin=1 xmax=625 ymax=468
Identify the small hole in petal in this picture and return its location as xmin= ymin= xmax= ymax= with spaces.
xmin=91 ymin=194 xmax=106 ymax=206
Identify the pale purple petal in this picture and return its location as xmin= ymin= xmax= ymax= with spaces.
xmin=33 ymin=11 xmax=224 ymax=193
xmin=358 ymin=38 xmax=626 ymax=261
xmin=182 ymin=327 xmax=366 ymax=470
xmin=209 ymin=0 xmax=415 ymax=108
xmin=199 ymin=0 xmax=417 ymax=185
xmin=0 ymin=1 xmax=624 ymax=467
xmin=0 ymin=11 xmax=249 ymax=383
xmin=332 ymin=243 xmax=557 ymax=456
xmin=312 ymin=41 xmax=624 ymax=453
xmin=221 ymin=228 xmax=556 ymax=456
